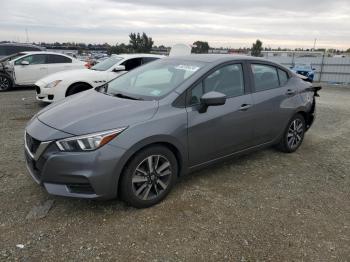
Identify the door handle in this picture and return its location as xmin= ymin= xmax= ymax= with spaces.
xmin=239 ymin=104 xmax=252 ymax=111
xmin=286 ymin=89 xmax=296 ymax=95
xmin=39 ymin=67 xmax=46 ymax=70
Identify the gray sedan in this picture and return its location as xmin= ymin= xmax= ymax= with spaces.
xmin=24 ymin=55 xmax=320 ymax=208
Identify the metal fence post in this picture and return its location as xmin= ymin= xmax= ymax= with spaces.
xmin=319 ymin=52 xmax=325 ymax=82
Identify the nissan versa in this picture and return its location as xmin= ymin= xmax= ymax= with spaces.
xmin=24 ymin=55 xmax=321 ymax=208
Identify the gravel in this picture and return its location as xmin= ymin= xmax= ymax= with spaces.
xmin=0 ymin=86 xmax=349 ymax=261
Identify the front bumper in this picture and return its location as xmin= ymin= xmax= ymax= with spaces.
xmin=24 ymin=125 xmax=127 ymax=200
xmin=35 ymin=80 xmax=63 ymax=103
xmin=35 ymin=84 xmax=55 ymax=103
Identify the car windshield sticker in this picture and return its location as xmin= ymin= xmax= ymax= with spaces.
xmin=151 ymin=90 xmax=162 ymax=96
xmin=174 ymin=65 xmax=200 ymax=72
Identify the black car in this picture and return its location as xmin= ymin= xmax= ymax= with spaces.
xmin=0 ymin=43 xmax=45 ymax=59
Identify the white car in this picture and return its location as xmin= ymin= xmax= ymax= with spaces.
xmin=0 ymin=51 xmax=85 ymax=91
xmin=35 ymin=54 xmax=163 ymax=103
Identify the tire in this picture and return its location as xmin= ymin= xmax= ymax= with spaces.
xmin=277 ymin=114 xmax=306 ymax=153
xmin=0 ymin=74 xmax=13 ymax=92
xmin=120 ymin=146 xmax=178 ymax=208
xmin=66 ymin=83 xmax=91 ymax=97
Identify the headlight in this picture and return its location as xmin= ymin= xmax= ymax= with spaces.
xmin=45 ymin=80 xmax=62 ymax=88
xmin=56 ymin=127 xmax=127 ymax=152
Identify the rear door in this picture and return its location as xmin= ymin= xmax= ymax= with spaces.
xmin=248 ymin=62 xmax=298 ymax=144
xmin=186 ymin=62 xmax=255 ymax=166
xmin=47 ymin=54 xmax=73 ymax=75
xmin=14 ymin=54 xmax=48 ymax=85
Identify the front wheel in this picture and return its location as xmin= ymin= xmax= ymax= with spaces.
xmin=277 ymin=114 xmax=306 ymax=153
xmin=0 ymin=74 xmax=13 ymax=92
xmin=120 ymin=146 xmax=178 ymax=208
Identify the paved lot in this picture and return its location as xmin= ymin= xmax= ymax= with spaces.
xmin=0 ymin=86 xmax=349 ymax=261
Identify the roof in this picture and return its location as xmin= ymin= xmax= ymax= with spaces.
xmin=0 ymin=42 xmax=43 ymax=48
xmin=19 ymin=51 xmax=75 ymax=57
xmin=111 ymin=53 xmax=165 ymax=59
xmin=164 ymin=54 xmax=269 ymax=63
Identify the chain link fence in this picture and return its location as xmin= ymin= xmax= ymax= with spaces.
xmin=262 ymin=51 xmax=350 ymax=84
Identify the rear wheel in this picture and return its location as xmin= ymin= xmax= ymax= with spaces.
xmin=120 ymin=146 xmax=178 ymax=208
xmin=0 ymin=74 xmax=12 ymax=92
xmin=66 ymin=83 xmax=91 ymax=97
xmin=278 ymin=114 xmax=306 ymax=153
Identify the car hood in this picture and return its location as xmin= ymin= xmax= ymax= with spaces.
xmin=37 ymin=69 xmax=109 ymax=84
xmin=37 ymin=89 xmax=158 ymax=135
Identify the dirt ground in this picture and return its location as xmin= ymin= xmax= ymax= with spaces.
xmin=0 ymin=85 xmax=349 ymax=261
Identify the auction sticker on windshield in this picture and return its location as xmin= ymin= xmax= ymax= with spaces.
xmin=174 ymin=65 xmax=200 ymax=72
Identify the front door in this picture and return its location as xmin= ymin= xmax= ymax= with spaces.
xmin=14 ymin=54 xmax=48 ymax=85
xmin=187 ymin=63 xmax=255 ymax=166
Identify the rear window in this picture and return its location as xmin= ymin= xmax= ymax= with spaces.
xmin=142 ymin=57 xmax=159 ymax=64
xmin=47 ymin=54 xmax=72 ymax=64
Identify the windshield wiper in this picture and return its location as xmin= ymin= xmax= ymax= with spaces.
xmin=111 ymin=93 xmax=143 ymax=100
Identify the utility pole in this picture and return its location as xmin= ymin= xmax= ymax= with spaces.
xmin=313 ymin=38 xmax=317 ymax=51
xmin=25 ymin=28 xmax=29 ymax=43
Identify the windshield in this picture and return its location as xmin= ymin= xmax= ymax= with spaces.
xmin=294 ymin=64 xmax=312 ymax=70
xmin=0 ymin=52 xmax=25 ymax=62
xmin=105 ymin=59 xmax=206 ymax=100
xmin=91 ymin=56 xmax=122 ymax=71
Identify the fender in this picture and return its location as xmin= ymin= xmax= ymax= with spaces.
xmin=110 ymin=134 xmax=189 ymax=197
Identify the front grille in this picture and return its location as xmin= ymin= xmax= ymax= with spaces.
xmin=67 ymin=183 xmax=95 ymax=194
xmin=25 ymin=150 xmax=41 ymax=180
xmin=26 ymin=132 xmax=41 ymax=155
xmin=35 ymin=85 xmax=41 ymax=94
xmin=297 ymin=71 xmax=308 ymax=76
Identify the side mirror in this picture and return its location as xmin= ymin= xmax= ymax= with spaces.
xmin=112 ymin=65 xmax=126 ymax=72
xmin=312 ymin=68 xmax=316 ymax=71
xmin=21 ymin=61 xmax=30 ymax=66
xmin=199 ymin=91 xmax=226 ymax=113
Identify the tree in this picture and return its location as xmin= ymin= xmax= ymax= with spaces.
xmin=108 ymin=43 xmax=131 ymax=55
xmin=346 ymin=48 xmax=350 ymax=53
xmin=251 ymin=39 xmax=263 ymax=57
xmin=129 ymin=32 xmax=154 ymax=53
xmin=192 ymin=41 xmax=210 ymax=53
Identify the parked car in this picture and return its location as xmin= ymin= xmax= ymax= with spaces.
xmin=24 ymin=55 xmax=321 ymax=208
xmin=34 ymin=54 xmax=163 ymax=103
xmin=0 ymin=51 xmax=85 ymax=91
xmin=290 ymin=63 xmax=316 ymax=82
xmin=0 ymin=43 xmax=45 ymax=59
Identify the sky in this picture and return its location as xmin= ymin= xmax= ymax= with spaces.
xmin=0 ymin=0 xmax=349 ymax=49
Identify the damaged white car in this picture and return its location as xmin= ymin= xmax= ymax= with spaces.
xmin=0 ymin=51 xmax=85 ymax=91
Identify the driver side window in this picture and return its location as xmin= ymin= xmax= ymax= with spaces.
xmin=15 ymin=54 xmax=47 ymax=65
xmin=189 ymin=63 xmax=244 ymax=105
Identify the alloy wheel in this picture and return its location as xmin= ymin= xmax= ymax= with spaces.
xmin=0 ymin=76 xmax=10 ymax=91
xmin=287 ymin=119 xmax=304 ymax=150
xmin=131 ymin=155 xmax=172 ymax=201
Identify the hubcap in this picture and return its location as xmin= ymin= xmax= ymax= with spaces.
xmin=287 ymin=119 xmax=304 ymax=149
xmin=132 ymin=155 xmax=172 ymax=201
xmin=0 ymin=76 xmax=10 ymax=90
